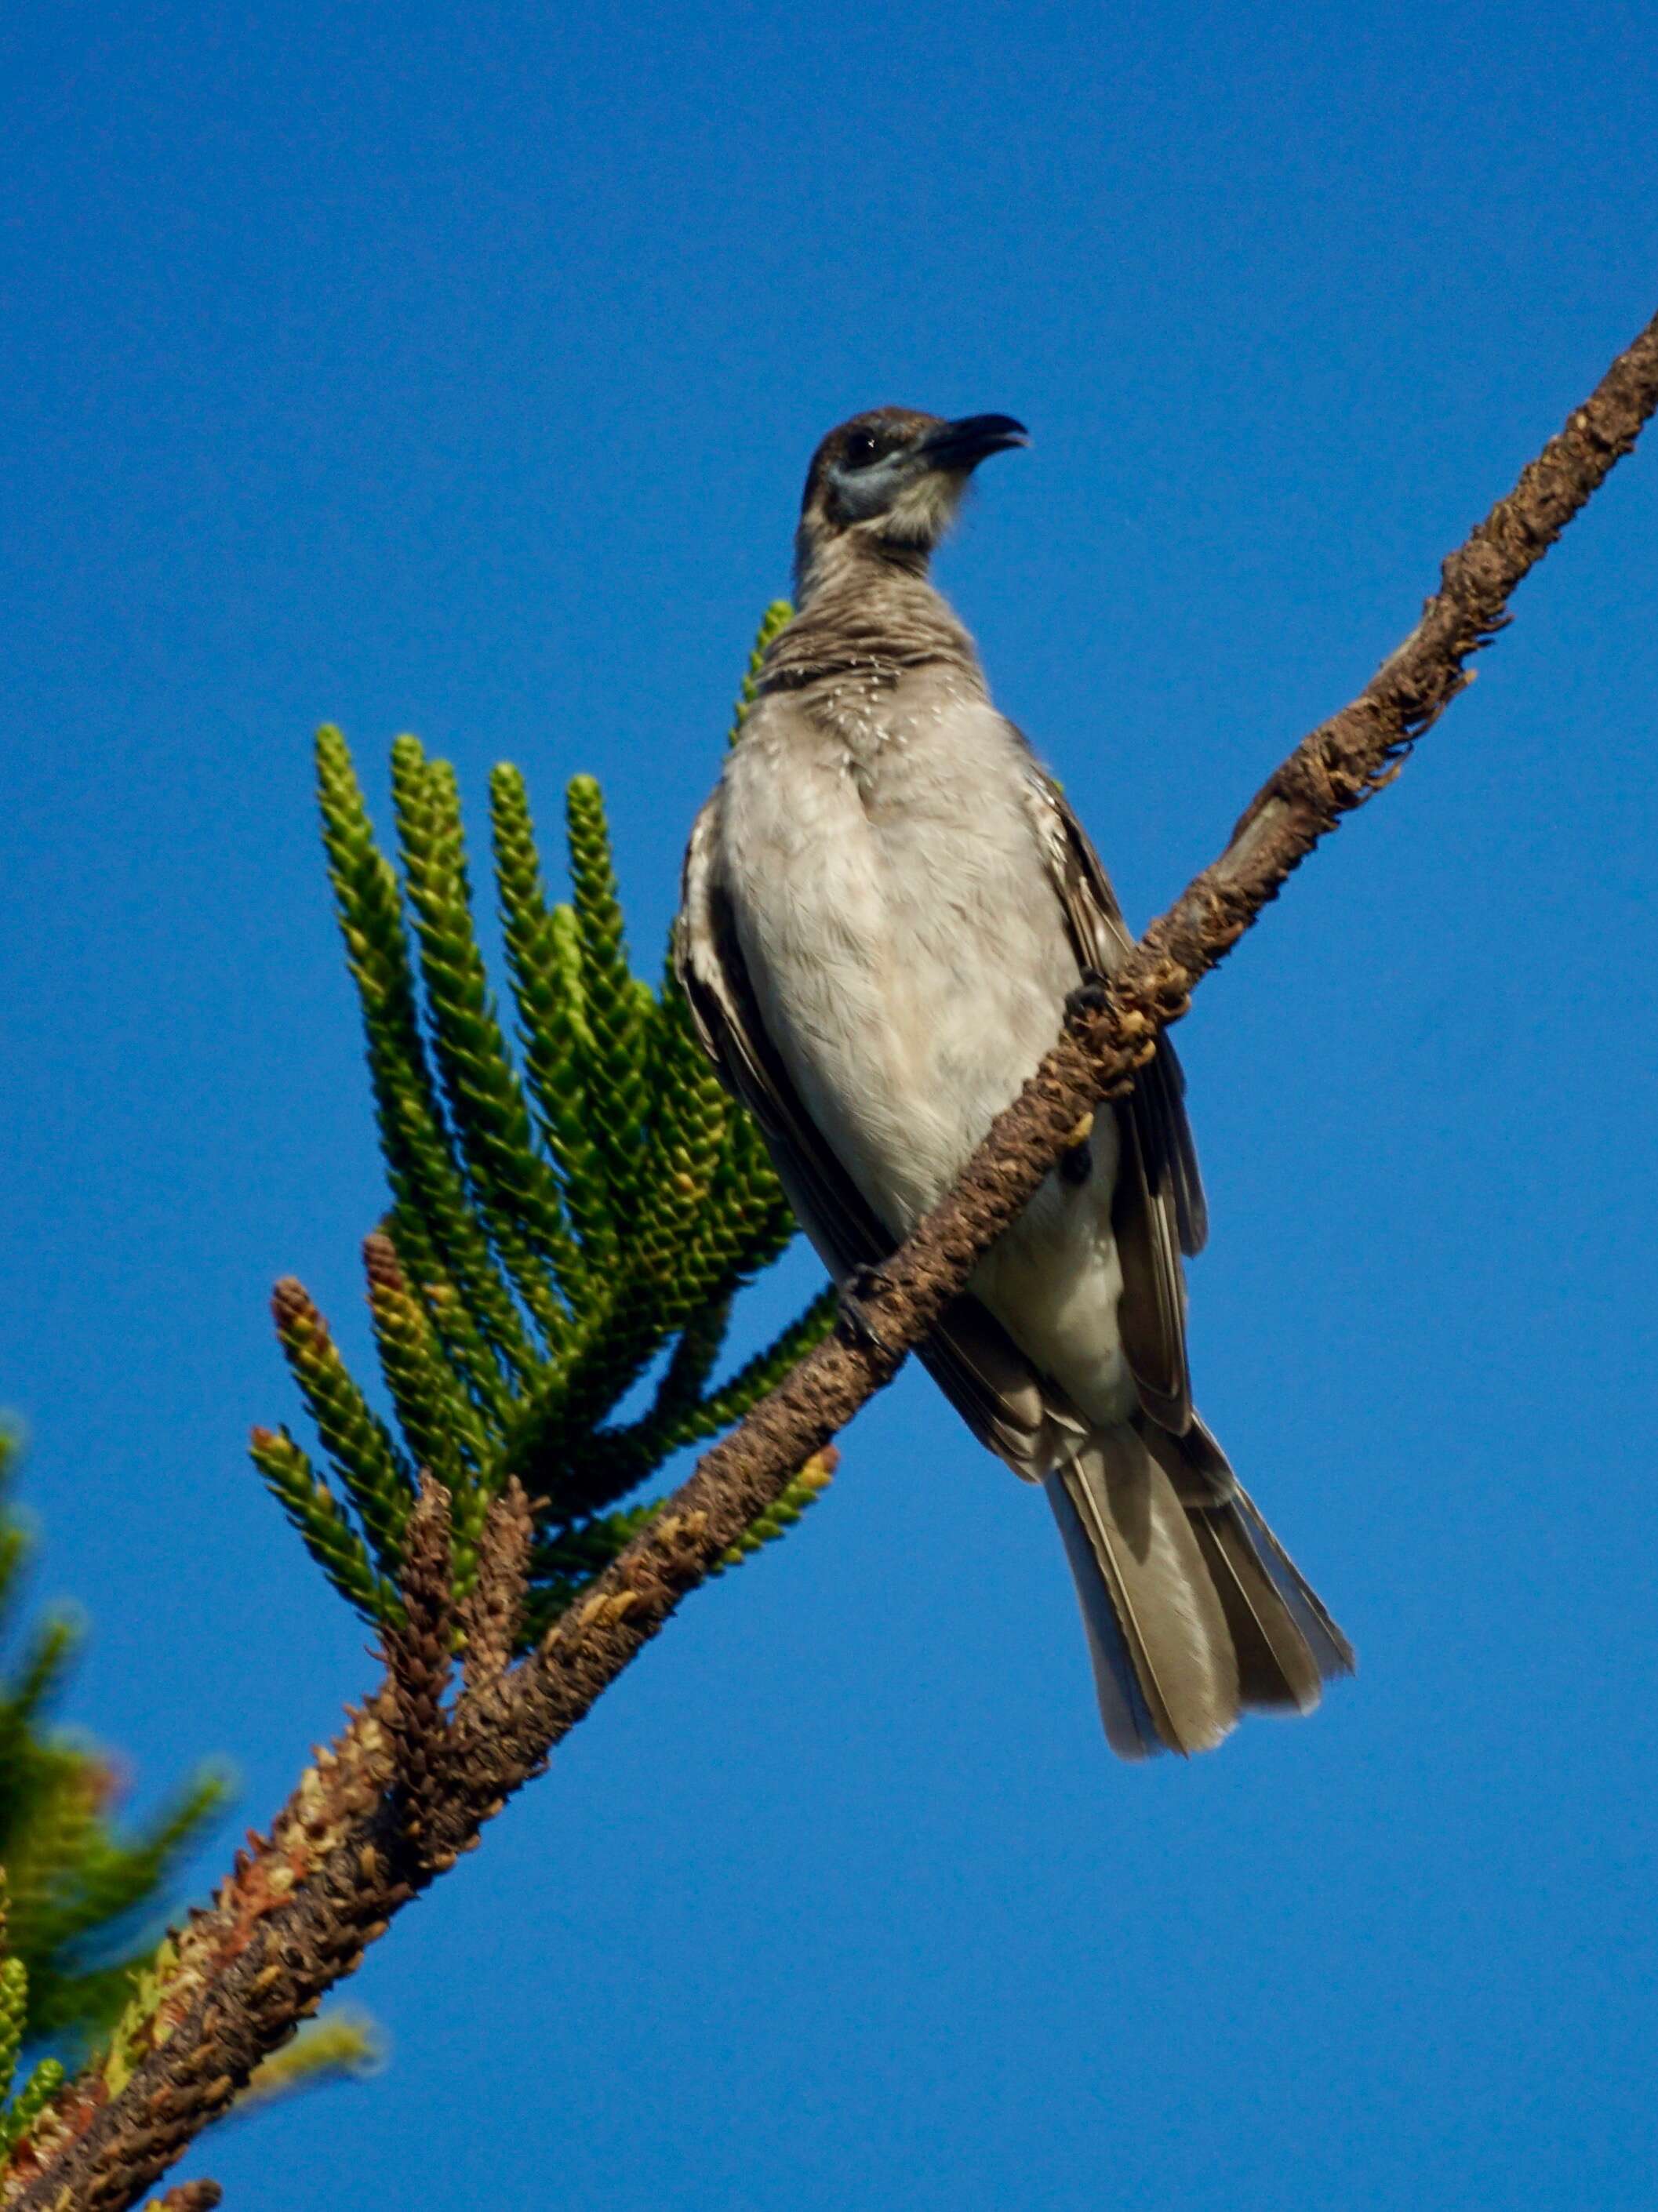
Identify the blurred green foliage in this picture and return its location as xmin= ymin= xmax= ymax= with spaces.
xmin=0 ymin=1424 xmax=227 ymax=2141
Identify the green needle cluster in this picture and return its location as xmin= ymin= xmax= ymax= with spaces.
xmin=256 ymin=608 xmax=838 ymax=1644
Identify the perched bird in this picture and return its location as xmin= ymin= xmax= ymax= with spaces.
xmin=675 ymin=407 xmax=1353 ymax=1758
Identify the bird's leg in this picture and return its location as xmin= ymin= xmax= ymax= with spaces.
xmin=837 ymin=1264 xmax=894 ymax=1354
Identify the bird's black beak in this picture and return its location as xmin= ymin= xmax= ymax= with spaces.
xmin=920 ymin=413 xmax=1030 ymax=470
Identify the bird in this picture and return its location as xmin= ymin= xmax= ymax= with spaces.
xmin=674 ymin=406 xmax=1354 ymax=1758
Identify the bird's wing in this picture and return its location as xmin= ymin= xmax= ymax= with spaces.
xmin=675 ymin=791 xmax=1089 ymax=1480
xmin=1018 ymin=761 xmax=1209 ymax=1438
xmin=676 ymin=794 xmax=893 ymax=1272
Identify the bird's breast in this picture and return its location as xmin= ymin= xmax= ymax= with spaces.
xmin=722 ymin=684 xmax=1084 ymax=1237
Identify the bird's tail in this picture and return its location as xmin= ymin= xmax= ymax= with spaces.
xmin=1045 ymin=1418 xmax=1354 ymax=1759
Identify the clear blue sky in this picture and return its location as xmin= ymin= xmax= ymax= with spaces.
xmin=4 ymin=5 xmax=1656 ymax=2207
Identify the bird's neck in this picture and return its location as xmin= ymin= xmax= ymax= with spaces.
xmin=766 ymin=531 xmax=984 ymax=693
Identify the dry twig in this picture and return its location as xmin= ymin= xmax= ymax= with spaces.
xmin=5 ymin=307 xmax=1654 ymax=2212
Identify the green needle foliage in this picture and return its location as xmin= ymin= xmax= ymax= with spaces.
xmin=0 ymin=1426 xmax=227 ymax=2090
xmin=256 ymin=608 xmax=838 ymax=1644
xmin=728 ymin=600 xmax=792 ymax=744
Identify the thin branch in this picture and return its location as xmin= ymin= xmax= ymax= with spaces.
xmin=378 ymin=1478 xmax=455 ymax=1867
xmin=7 ymin=307 xmax=1654 ymax=2212
xmin=457 ymin=1480 xmax=533 ymax=1692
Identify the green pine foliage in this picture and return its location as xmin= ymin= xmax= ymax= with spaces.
xmin=0 ymin=1427 xmax=227 ymax=2087
xmin=256 ymin=608 xmax=838 ymax=1644
xmin=729 ymin=601 xmax=793 ymax=745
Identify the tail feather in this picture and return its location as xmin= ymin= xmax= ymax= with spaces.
xmin=1047 ymin=1421 xmax=1352 ymax=1759
xmin=1047 ymin=1430 xmax=1239 ymax=1758
xmin=1187 ymin=1506 xmax=1323 ymax=1714
xmin=1227 ymin=1482 xmax=1357 ymax=1684
xmin=1046 ymin=1473 xmax=1165 ymax=1758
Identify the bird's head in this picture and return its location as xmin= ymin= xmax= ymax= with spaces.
xmin=794 ymin=407 xmax=1027 ymax=592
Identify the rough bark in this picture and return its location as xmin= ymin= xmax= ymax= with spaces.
xmin=5 ymin=307 xmax=1654 ymax=2212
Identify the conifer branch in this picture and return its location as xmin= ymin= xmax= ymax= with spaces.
xmin=458 ymin=1481 xmax=533 ymax=1692
xmin=264 ymin=709 xmax=813 ymax=1637
xmin=489 ymin=766 xmax=616 ymax=1277
xmin=362 ymin=1233 xmax=488 ymax=1495
xmin=269 ymin=1280 xmax=414 ymax=1567
xmin=380 ymin=1480 xmax=456 ymax=1867
xmin=391 ymin=743 xmax=580 ymax=1348
xmin=8 ymin=309 xmax=1653 ymax=2212
xmin=315 ymin=728 xmax=535 ymax=1397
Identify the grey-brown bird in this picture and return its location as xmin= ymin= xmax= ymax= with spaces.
xmin=675 ymin=407 xmax=1354 ymax=1757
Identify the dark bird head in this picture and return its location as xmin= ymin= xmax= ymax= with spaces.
xmin=795 ymin=407 xmax=1028 ymax=592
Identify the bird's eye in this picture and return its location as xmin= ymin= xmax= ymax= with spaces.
xmin=842 ymin=430 xmax=882 ymax=470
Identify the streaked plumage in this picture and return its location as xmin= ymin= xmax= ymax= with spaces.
xmin=676 ymin=408 xmax=1353 ymax=1756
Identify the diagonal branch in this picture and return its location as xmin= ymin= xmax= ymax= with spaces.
xmin=6 ymin=307 xmax=1654 ymax=2212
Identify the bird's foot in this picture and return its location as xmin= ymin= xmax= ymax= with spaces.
xmin=837 ymin=1266 xmax=893 ymax=1355
xmin=1064 ymin=968 xmax=1112 ymax=1023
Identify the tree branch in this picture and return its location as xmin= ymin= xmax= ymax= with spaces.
xmin=7 ymin=307 xmax=1654 ymax=2212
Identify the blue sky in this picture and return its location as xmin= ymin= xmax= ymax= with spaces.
xmin=3 ymin=3 xmax=1656 ymax=2207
